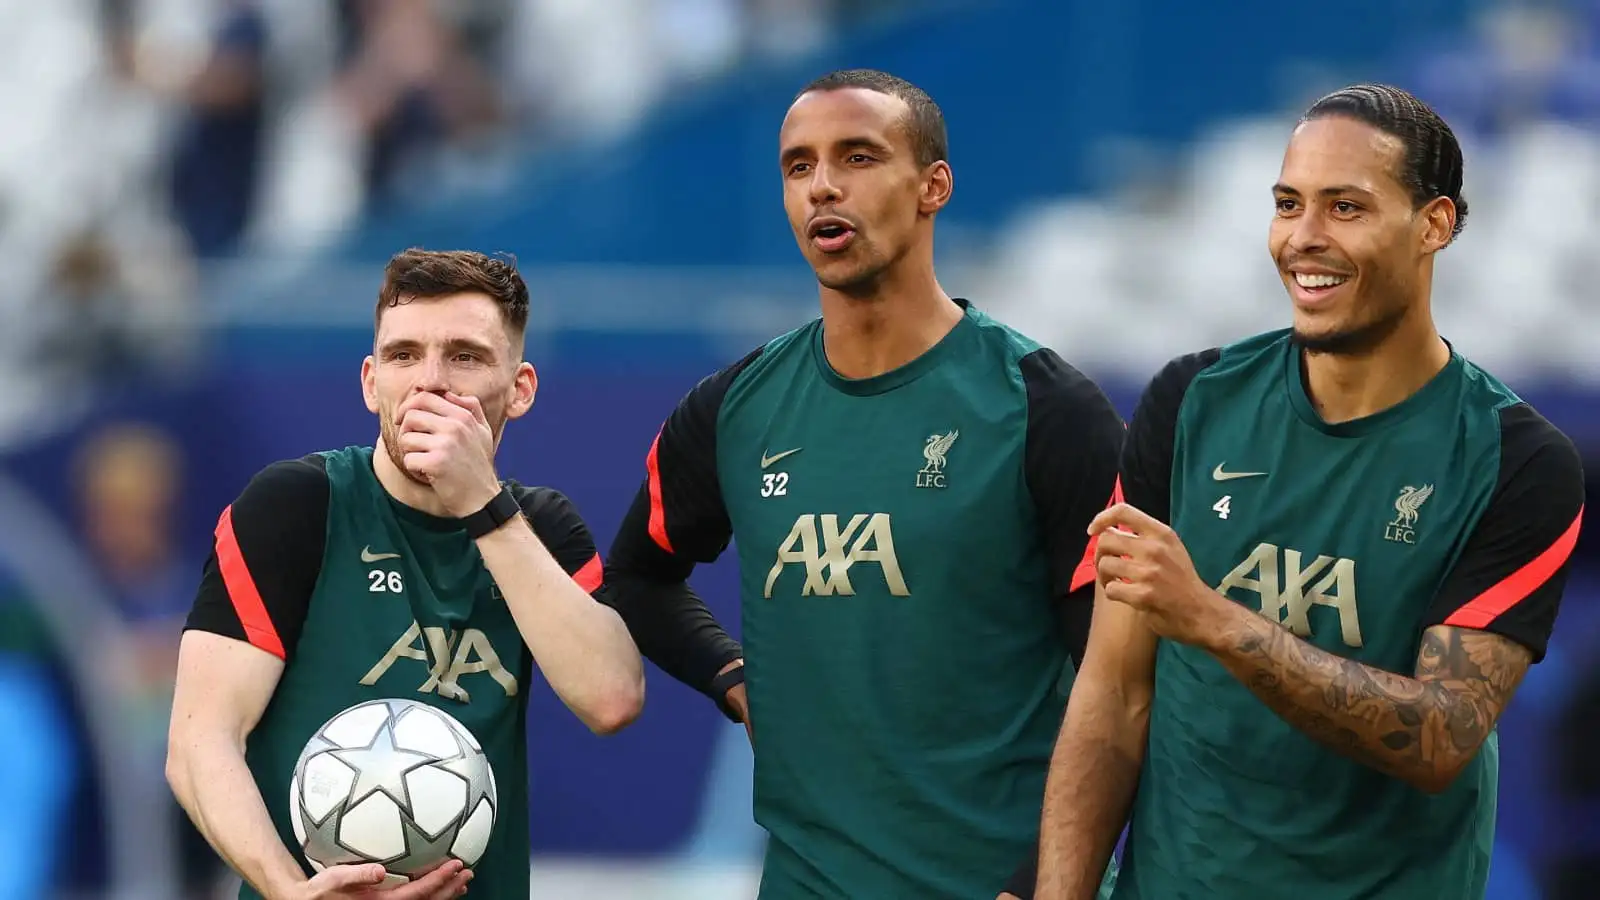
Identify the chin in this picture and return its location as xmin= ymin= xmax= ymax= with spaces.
xmin=1291 ymin=317 xmax=1399 ymax=356
xmin=1293 ymin=327 xmax=1358 ymax=355
xmin=816 ymin=263 xmax=886 ymax=295
xmin=817 ymin=274 xmax=868 ymax=293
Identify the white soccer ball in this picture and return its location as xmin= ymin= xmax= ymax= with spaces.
xmin=289 ymin=698 xmax=497 ymax=884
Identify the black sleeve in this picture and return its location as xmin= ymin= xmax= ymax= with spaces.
xmin=606 ymin=348 xmax=763 ymax=710
xmin=1121 ymin=349 xmax=1222 ymax=524
xmin=1421 ymin=403 xmax=1586 ymax=662
xmin=514 ymin=485 xmax=607 ymax=600
xmin=183 ymin=456 xmax=330 ymax=661
xmin=1019 ymin=349 xmax=1126 ymax=665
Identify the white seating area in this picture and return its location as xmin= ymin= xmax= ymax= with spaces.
xmin=978 ymin=118 xmax=1600 ymax=387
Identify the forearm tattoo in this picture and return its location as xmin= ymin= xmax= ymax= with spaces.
xmin=1220 ymin=618 xmax=1531 ymax=786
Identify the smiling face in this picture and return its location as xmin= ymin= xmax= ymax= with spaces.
xmin=779 ymin=86 xmax=951 ymax=296
xmin=1268 ymin=116 xmax=1454 ymax=355
xmin=361 ymin=292 xmax=536 ymax=483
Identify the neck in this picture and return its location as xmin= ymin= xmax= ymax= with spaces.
xmin=372 ymin=436 xmax=455 ymax=517
xmin=1301 ymin=310 xmax=1450 ymax=424
xmin=818 ymin=254 xmax=959 ymax=380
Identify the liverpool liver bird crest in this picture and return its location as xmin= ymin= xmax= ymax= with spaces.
xmin=1391 ymin=484 xmax=1434 ymax=528
xmin=920 ymin=430 xmax=960 ymax=475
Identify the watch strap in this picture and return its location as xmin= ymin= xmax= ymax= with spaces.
xmin=710 ymin=663 xmax=747 ymax=722
xmin=462 ymin=486 xmax=521 ymax=539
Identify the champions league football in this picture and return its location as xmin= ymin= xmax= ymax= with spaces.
xmin=289 ymin=699 xmax=498 ymax=883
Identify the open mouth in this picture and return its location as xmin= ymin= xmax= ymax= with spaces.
xmin=1294 ymin=272 xmax=1349 ymax=290
xmin=1289 ymin=270 xmax=1352 ymax=306
xmin=808 ymin=217 xmax=857 ymax=253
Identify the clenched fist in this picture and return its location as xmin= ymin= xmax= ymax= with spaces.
xmin=1089 ymin=502 xmax=1233 ymax=648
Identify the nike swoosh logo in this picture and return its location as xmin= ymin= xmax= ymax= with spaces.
xmin=761 ymin=448 xmax=802 ymax=469
xmin=361 ymin=546 xmax=402 ymax=563
xmin=1213 ymin=464 xmax=1268 ymax=482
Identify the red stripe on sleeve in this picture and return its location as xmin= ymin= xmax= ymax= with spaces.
xmin=573 ymin=553 xmax=604 ymax=594
xmin=1070 ymin=477 xmax=1126 ymax=593
xmin=213 ymin=505 xmax=287 ymax=660
xmin=645 ymin=430 xmax=674 ymax=553
xmin=1444 ymin=506 xmax=1584 ymax=630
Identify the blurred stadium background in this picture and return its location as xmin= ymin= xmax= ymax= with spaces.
xmin=3 ymin=0 xmax=1600 ymax=897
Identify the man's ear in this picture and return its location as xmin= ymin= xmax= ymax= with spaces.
xmin=1419 ymin=195 xmax=1457 ymax=254
xmin=920 ymin=160 xmax=953 ymax=215
xmin=507 ymin=361 xmax=537 ymax=421
xmin=361 ymin=356 xmax=378 ymax=414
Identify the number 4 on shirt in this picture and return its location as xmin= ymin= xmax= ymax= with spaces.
xmin=1213 ymin=495 xmax=1232 ymax=520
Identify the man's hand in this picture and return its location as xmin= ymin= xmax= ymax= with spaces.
xmin=1089 ymin=503 xmax=1231 ymax=648
xmin=728 ymin=683 xmax=752 ymax=743
xmin=286 ymin=860 xmax=472 ymax=899
xmin=718 ymin=660 xmax=753 ymax=743
xmin=396 ymin=391 xmax=501 ymax=517
xmin=997 ymin=893 xmax=1023 ymax=900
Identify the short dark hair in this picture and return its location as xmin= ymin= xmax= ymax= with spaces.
xmin=797 ymin=69 xmax=948 ymax=168
xmin=376 ymin=248 xmax=530 ymax=334
xmin=1302 ymin=83 xmax=1469 ymax=240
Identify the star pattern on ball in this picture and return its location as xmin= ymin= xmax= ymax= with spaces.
xmin=437 ymin=726 xmax=494 ymax=817
xmin=331 ymin=719 xmax=435 ymax=811
xmin=301 ymin=802 xmax=381 ymax=867
xmin=391 ymin=817 xmax=460 ymax=877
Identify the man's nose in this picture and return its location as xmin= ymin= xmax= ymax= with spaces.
xmin=1288 ymin=209 xmax=1331 ymax=255
xmin=809 ymin=163 xmax=842 ymax=206
xmin=414 ymin=358 xmax=449 ymax=394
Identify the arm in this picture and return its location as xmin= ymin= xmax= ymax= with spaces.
xmin=484 ymin=488 xmax=644 ymax=734
xmin=1205 ymin=618 xmax=1530 ymax=793
xmin=1036 ymin=584 xmax=1159 ymax=899
xmin=606 ymin=492 xmax=749 ymax=721
xmin=1202 ymin=403 xmax=1585 ymax=793
xmin=170 ymin=634 xmax=458 ymax=900
xmin=607 ymin=351 xmax=762 ymax=721
xmin=1035 ymin=350 xmax=1217 ymax=900
xmin=168 ymin=632 xmax=302 ymax=898
xmin=394 ymin=391 xmax=644 ymax=733
xmin=165 ymin=460 xmax=323 ymax=898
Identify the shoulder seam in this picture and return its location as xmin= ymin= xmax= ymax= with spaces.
xmin=725 ymin=344 xmax=766 ymax=385
xmin=974 ymin=312 xmax=1045 ymax=362
xmin=1017 ymin=346 xmax=1100 ymax=395
xmin=1159 ymin=347 xmax=1225 ymax=394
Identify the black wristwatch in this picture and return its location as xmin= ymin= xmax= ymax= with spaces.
xmin=461 ymin=486 xmax=521 ymax=539
xmin=710 ymin=663 xmax=747 ymax=723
